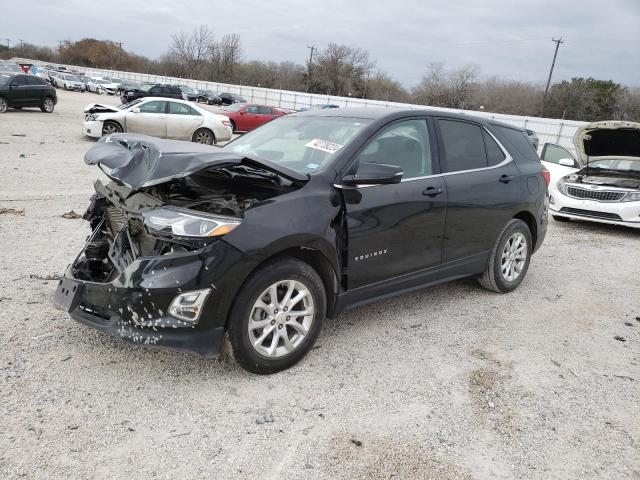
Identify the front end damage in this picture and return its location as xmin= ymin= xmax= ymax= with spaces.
xmin=56 ymin=134 xmax=304 ymax=356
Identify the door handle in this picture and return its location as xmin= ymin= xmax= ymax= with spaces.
xmin=499 ymin=175 xmax=514 ymax=184
xmin=423 ymin=186 xmax=444 ymax=197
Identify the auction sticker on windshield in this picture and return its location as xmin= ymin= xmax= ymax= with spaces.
xmin=305 ymin=139 xmax=343 ymax=154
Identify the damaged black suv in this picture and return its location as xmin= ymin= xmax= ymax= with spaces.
xmin=55 ymin=109 xmax=549 ymax=374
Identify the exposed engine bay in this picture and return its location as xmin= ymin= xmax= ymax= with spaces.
xmin=72 ymin=164 xmax=296 ymax=283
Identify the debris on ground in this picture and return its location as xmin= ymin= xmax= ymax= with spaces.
xmin=11 ymin=133 xmax=26 ymax=137
xmin=351 ymin=439 xmax=363 ymax=447
xmin=0 ymin=207 xmax=25 ymax=215
xmin=614 ymin=336 xmax=626 ymax=342
xmin=29 ymin=274 xmax=62 ymax=281
xmin=61 ymin=210 xmax=82 ymax=219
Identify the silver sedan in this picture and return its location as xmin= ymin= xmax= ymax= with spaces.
xmin=82 ymin=97 xmax=233 ymax=144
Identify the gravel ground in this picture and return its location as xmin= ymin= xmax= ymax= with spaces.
xmin=0 ymin=90 xmax=639 ymax=480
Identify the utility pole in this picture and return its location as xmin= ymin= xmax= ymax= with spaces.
xmin=306 ymin=45 xmax=316 ymax=92
xmin=540 ymin=37 xmax=564 ymax=117
xmin=4 ymin=38 xmax=10 ymax=48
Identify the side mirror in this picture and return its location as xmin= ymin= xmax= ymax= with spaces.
xmin=342 ymin=163 xmax=403 ymax=186
xmin=131 ymin=107 xmax=140 ymax=113
xmin=559 ymin=158 xmax=576 ymax=167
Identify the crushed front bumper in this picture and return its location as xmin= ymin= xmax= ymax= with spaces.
xmin=54 ymin=213 xmax=251 ymax=357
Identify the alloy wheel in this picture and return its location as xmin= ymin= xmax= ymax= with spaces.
xmin=194 ymin=130 xmax=213 ymax=144
xmin=43 ymin=99 xmax=54 ymax=112
xmin=0 ymin=98 xmax=7 ymax=113
xmin=102 ymin=123 xmax=121 ymax=135
xmin=500 ymin=232 xmax=527 ymax=281
xmin=247 ymin=280 xmax=315 ymax=358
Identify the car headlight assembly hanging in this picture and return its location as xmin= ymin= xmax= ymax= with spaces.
xmin=142 ymin=206 xmax=241 ymax=238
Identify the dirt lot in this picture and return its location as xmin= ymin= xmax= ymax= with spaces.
xmin=0 ymin=90 xmax=639 ymax=480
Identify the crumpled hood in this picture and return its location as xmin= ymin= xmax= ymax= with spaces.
xmin=573 ymin=121 xmax=640 ymax=165
xmin=84 ymin=103 xmax=120 ymax=114
xmin=84 ymin=134 xmax=244 ymax=189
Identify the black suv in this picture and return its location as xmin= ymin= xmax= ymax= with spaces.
xmin=0 ymin=72 xmax=57 ymax=113
xmin=218 ymin=92 xmax=247 ymax=105
xmin=55 ymin=109 xmax=549 ymax=374
xmin=120 ymin=84 xmax=183 ymax=104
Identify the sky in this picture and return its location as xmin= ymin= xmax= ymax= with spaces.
xmin=2 ymin=0 xmax=640 ymax=87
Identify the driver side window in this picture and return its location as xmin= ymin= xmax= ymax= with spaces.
xmin=356 ymin=119 xmax=432 ymax=179
xmin=138 ymin=101 xmax=166 ymax=114
xmin=541 ymin=143 xmax=576 ymax=165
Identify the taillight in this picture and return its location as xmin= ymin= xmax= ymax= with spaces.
xmin=542 ymin=168 xmax=550 ymax=186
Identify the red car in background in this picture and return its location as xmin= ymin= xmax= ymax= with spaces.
xmin=221 ymin=104 xmax=289 ymax=132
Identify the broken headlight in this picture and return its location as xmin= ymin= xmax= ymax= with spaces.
xmin=556 ymin=177 xmax=568 ymax=195
xmin=142 ymin=206 xmax=241 ymax=238
xmin=86 ymin=114 xmax=98 ymax=121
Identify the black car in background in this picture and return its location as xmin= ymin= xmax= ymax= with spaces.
xmin=117 ymin=81 xmax=141 ymax=95
xmin=120 ymin=84 xmax=183 ymax=104
xmin=218 ymin=92 xmax=247 ymax=105
xmin=197 ymin=90 xmax=223 ymax=105
xmin=55 ymin=108 xmax=549 ymax=374
xmin=0 ymin=72 xmax=57 ymax=113
xmin=175 ymin=85 xmax=198 ymax=101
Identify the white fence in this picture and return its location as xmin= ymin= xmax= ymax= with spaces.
xmin=13 ymin=57 xmax=585 ymax=153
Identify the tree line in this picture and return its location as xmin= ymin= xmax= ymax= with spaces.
xmin=2 ymin=29 xmax=638 ymax=122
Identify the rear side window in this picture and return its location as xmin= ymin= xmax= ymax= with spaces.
xmin=258 ymin=106 xmax=272 ymax=114
xmin=483 ymin=131 xmax=506 ymax=166
xmin=438 ymin=120 xmax=487 ymax=172
xmin=26 ymin=76 xmax=46 ymax=86
xmin=493 ymin=125 xmax=539 ymax=162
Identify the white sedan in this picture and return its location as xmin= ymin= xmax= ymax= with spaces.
xmin=87 ymin=78 xmax=119 ymax=95
xmin=82 ymin=97 xmax=233 ymax=145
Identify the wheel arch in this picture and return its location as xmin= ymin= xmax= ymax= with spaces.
xmin=513 ymin=210 xmax=537 ymax=249
xmin=223 ymin=244 xmax=340 ymax=330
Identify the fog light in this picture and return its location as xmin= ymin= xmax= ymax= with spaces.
xmin=168 ymin=288 xmax=211 ymax=323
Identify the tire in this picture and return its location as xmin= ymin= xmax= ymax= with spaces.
xmin=97 ymin=87 xmax=105 ymax=95
xmin=0 ymin=97 xmax=7 ymax=113
xmin=102 ymin=121 xmax=122 ymax=135
xmin=40 ymin=97 xmax=55 ymax=113
xmin=64 ymin=84 xmax=68 ymax=91
xmin=478 ymin=219 xmax=532 ymax=293
xmin=227 ymin=257 xmax=326 ymax=374
xmin=229 ymin=120 xmax=236 ymax=133
xmin=552 ymin=215 xmax=570 ymax=222
xmin=192 ymin=128 xmax=215 ymax=145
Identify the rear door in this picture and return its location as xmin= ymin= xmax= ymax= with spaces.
xmin=435 ymin=118 xmax=521 ymax=272
xmin=166 ymin=101 xmax=203 ymax=139
xmin=125 ymin=100 xmax=167 ymax=137
xmin=26 ymin=76 xmax=46 ymax=105
xmin=343 ymin=118 xmax=447 ymax=289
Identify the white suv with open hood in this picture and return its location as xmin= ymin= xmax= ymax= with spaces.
xmin=542 ymin=121 xmax=640 ymax=229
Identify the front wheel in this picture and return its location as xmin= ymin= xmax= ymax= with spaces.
xmin=192 ymin=128 xmax=215 ymax=145
xmin=102 ymin=120 xmax=122 ymax=135
xmin=478 ymin=219 xmax=532 ymax=293
xmin=227 ymin=257 xmax=326 ymax=374
xmin=0 ymin=98 xmax=7 ymax=113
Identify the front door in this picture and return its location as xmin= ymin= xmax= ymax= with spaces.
xmin=125 ymin=100 xmax=167 ymax=137
xmin=343 ymin=118 xmax=447 ymax=289
xmin=435 ymin=118 xmax=522 ymax=271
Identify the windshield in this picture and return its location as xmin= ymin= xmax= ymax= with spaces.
xmin=224 ymin=115 xmax=371 ymax=174
xmin=65 ymin=74 xmax=80 ymax=81
xmin=119 ymin=98 xmax=144 ymax=110
xmin=588 ymin=159 xmax=640 ymax=173
xmin=180 ymin=86 xmax=195 ymax=94
xmin=223 ymin=103 xmax=245 ymax=112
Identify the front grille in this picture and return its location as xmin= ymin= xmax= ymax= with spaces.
xmin=566 ymin=186 xmax=625 ymax=202
xmin=559 ymin=207 xmax=622 ymax=221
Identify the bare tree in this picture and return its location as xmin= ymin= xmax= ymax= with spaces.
xmin=167 ymin=25 xmax=214 ymax=79
xmin=313 ymin=43 xmax=374 ymax=96
xmin=412 ymin=63 xmax=478 ymax=109
xmin=210 ymin=33 xmax=242 ymax=83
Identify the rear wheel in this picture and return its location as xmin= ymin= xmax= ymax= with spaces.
xmin=41 ymin=98 xmax=55 ymax=113
xmin=0 ymin=98 xmax=7 ymax=113
xmin=227 ymin=257 xmax=326 ymax=374
xmin=478 ymin=219 xmax=532 ymax=293
xmin=230 ymin=120 xmax=236 ymax=133
xmin=192 ymin=128 xmax=215 ymax=145
xmin=552 ymin=215 xmax=570 ymax=222
xmin=102 ymin=121 xmax=122 ymax=135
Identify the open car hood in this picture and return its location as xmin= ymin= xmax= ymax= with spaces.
xmin=84 ymin=103 xmax=120 ymax=114
xmin=573 ymin=121 xmax=640 ymax=165
xmin=84 ymin=134 xmax=307 ymax=189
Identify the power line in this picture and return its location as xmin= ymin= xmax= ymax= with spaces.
xmin=540 ymin=37 xmax=564 ymax=117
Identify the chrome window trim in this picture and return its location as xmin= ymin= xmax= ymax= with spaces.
xmin=335 ymin=126 xmax=514 ymax=188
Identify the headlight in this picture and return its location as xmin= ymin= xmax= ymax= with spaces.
xmin=86 ymin=114 xmax=98 ymax=121
xmin=142 ymin=207 xmax=240 ymax=238
xmin=556 ymin=177 xmax=568 ymax=195
xmin=621 ymin=191 xmax=640 ymax=202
